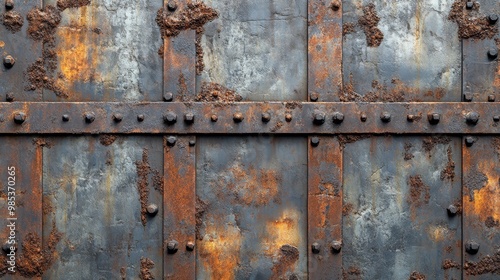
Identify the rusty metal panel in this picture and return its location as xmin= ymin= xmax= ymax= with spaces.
xmin=0 ymin=0 xmax=42 ymax=101
xmin=342 ymin=0 xmax=461 ymax=102
xmin=199 ymin=0 xmax=307 ymax=101
xmin=0 ymin=137 xmax=42 ymax=278
xmin=343 ymin=136 xmax=462 ymax=279
xmin=195 ymin=136 xmax=307 ymax=279
xmin=42 ymin=136 xmax=163 ymax=279
xmin=462 ymin=0 xmax=500 ymax=102
xmin=308 ymin=0 xmax=342 ymax=102
xmin=40 ymin=0 xmax=163 ymax=101
xmin=164 ymin=136 xmax=196 ymax=279
xmin=463 ymin=137 xmax=500 ymax=279
xmin=308 ymin=136 xmax=342 ymax=279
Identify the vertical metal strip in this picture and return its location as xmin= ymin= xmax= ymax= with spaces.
xmin=308 ymin=136 xmax=342 ymax=279
xmin=164 ymin=136 xmax=196 ymax=279
xmin=308 ymin=0 xmax=342 ymax=102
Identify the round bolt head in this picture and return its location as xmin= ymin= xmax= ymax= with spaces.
xmin=184 ymin=113 xmax=195 ymax=124
xmin=164 ymin=112 xmax=177 ymax=124
xmin=166 ymin=136 xmax=177 ymax=147
xmin=310 ymin=93 xmax=319 ymax=102
xmin=331 ymin=0 xmax=341 ymax=10
xmin=5 ymin=92 xmax=14 ymax=102
xmin=167 ymin=1 xmax=178 ymax=11
xmin=167 ymin=240 xmax=179 ymax=254
xmin=186 ymin=241 xmax=195 ymax=251
xmin=464 ymin=92 xmax=474 ymax=102
xmin=331 ymin=241 xmax=342 ymax=253
xmin=113 ymin=113 xmax=123 ymax=122
xmin=189 ymin=140 xmax=196 ymax=146
xmin=380 ymin=112 xmax=391 ymax=123
xmin=447 ymin=205 xmax=458 ymax=216
xmin=427 ymin=113 xmax=440 ymax=125
xmin=3 ymin=55 xmax=15 ymax=68
xmin=488 ymin=95 xmax=496 ymax=102
xmin=488 ymin=48 xmax=499 ymax=59
xmin=466 ymin=111 xmax=480 ymax=125
xmin=332 ymin=112 xmax=344 ymax=124
xmin=313 ymin=111 xmax=326 ymax=125
xmin=360 ymin=113 xmax=367 ymax=122
xmin=311 ymin=242 xmax=321 ymax=254
xmin=465 ymin=241 xmax=480 ymax=255
xmin=2 ymin=242 xmax=15 ymax=253
xmin=494 ymin=115 xmax=500 ymax=122
xmin=407 ymin=114 xmax=415 ymax=122
xmin=211 ymin=114 xmax=218 ymax=122
xmin=233 ymin=113 xmax=244 ymax=123
xmin=311 ymin=137 xmax=320 ymax=147
xmin=163 ymin=92 xmax=174 ymax=102
xmin=146 ymin=204 xmax=159 ymax=216
xmin=84 ymin=112 xmax=95 ymax=123
xmin=13 ymin=112 xmax=26 ymax=124
xmin=465 ymin=136 xmax=475 ymax=147
xmin=5 ymin=0 xmax=14 ymax=9
xmin=285 ymin=113 xmax=293 ymax=122
xmin=262 ymin=112 xmax=271 ymax=123
xmin=465 ymin=1 xmax=473 ymax=9
xmin=62 ymin=114 xmax=70 ymax=122
xmin=137 ymin=114 xmax=145 ymax=122
xmin=488 ymin=14 xmax=498 ymax=25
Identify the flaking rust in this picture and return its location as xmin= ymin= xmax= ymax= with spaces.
xmin=135 ymin=149 xmax=163 ymax=226
xmin=156 ymin=2 xmax=218 ymax=74
xmin=464 ymin=251 xmax=500 ymax=275
xmin=195 ymin=82 xmax=243 ymax=103
xmin=139 ymin=257 xmax=155 ymax=280
xmin=1 ymin=11 xmax=23 ymax=33
xmin=448 ymin=0 xmax=498 ymax=39
xmin=358 ymin=3 xmax=384 ymax=47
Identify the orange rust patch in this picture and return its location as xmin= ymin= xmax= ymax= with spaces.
xmin=270 ymin=244 xmax=299 ymax=280
xmin=139 ymin=257 xmax=154 ymax=280
xmin=2 ymin=11 xmax=24 ymax=33
xmin=448 ymin=0 xmax=498 ymax=39
xmin=264 ymin=211 xmax=301 ymax=256
xmin=228 ymin=166 xmax=281 ymax=207
xmin=407 ymin=175 xmax=430 ymax=219
xmin=32 ymin=138 xmax=53 ymax=148
xmin=135 ymin=149 xmax=163 ymax=226
xmin=195 ymin=82 xmax=243 ymax=103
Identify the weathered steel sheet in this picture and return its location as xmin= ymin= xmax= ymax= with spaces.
xmin=463 ymin=137 xmax=500 ymax=279
xmin=2 ymin=102 xmax=500 ymax=134
xmin=195 ymin=136 xmax=307 ymax=279
xmin=308 ymin=0 xmax=342 ymax=102
xmin=199 ymin=0 xmax=307 ymax=101
xmin=40 ymin=0 xmax=163 ymax=101
xmin=342 ymin=0 xmax=461 ymax=102
xmin=42 ymin=136 xmax=163 ymax=279
xmin=0 ymin=137 xmax=42 ymax=278
xmin=0 ymin=0 xmax=42 ymax=101
xmin=308 ymin=136 xmax=342 ymax=279
xmin=343 ymin=136 xmax=462 ymax=279
xmin=164 ymin=136 xmax=196 ymax=279
xmin=462 ymin=0 xmax=500 ymax=102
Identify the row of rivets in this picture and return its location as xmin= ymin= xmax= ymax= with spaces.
xmin=166 ymin=240 xmax=195 ymax=254
xmin=311 ymin=241 xmax=342 ymax=254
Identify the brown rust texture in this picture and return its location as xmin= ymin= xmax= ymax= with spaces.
xmin=407 ymin=175 xmax=430 ymax=218
xmin=422 ymin=136 xmax=451 ymax=154
xmin=343 ymin=203 xmax=353 ymax=216
xmin=404 ymin=142 xmax=414 ymax=161
xmin=135 ymin=149 xmax=163 ymax=226
xmin=485 ymin=216 xmax=499 ymax=228
xmin=227 ymin=166 xmax=281 ymax=207
xmin=463 ymin=170 xmax=488 ymax=202
xmin=32 ymin=138 xmax=53 ymax=148
xmin=140 ymin=257 xmax=155 ymax=280
xmin=56 ymin=0 xmax=91 ymax=10
xmin=342 ymin=266 xmax=362 ymax=280
xmin=409 ymin=271 xmax=426 ymax=280
xmin=2 ymin=11 xmax=24 ymax=33
xmin=440 ymin=147 xmax=455 ymax=181
xmin=195 ymin=197 xmax=208 ymax=241
xmin=337 ymin=134 xmax=372 ymax=149
xmin=442 ymin=259 xmax=461 ymax=270
xmin=464 ymin=251 xmax=500 ymax=275
xmin=448 ymin=0 xmax=498 ymax=39
xmin=358 ymin=3 xmax=384 ymax=47
xmin=195 ymin=82 xmax=243 ymax=102
xmin=495 ymin=38 xmax=500 ymax=90
xmin=343 ymin=22 xmax=356 ymax=36
xmin=270 ymin=244 xmax=299 ymax=280
xmin=99 ymin=134 xmax=118 ymax=146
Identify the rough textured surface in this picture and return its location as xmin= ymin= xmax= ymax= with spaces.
xmin=195 ymin=82 xmax=242 ymax=102
xmin=343 ymin=137 xmax=461 ymax=279
xmin=2 ymin=11 xmax=24 ymax=33
xmin=200 ymin=0 xmax=307 ymax=101
xmin=343 ymin=0 xmax=461 ymax=101
xmin=448 ymin=0 xmax=498 ymax=39
xmin=358 ymin=4 xmax=384 ymax=47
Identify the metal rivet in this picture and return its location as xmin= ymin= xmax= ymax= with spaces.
xmin=360 ymin=113 xmax=367 ymax=122
xmin=184 ymin=113 xmax=195 ymax=124
xmin=465 ymin=136 xmax=475 ymax=147
xmin=494 ymin=115 xmax=500 ymax=122
xmin=167 ymin=1 xmax=177 ymax=11
xmin=488 ymin=14 xmax=498 ymax=25
xmin=447 ymin=205 xmax=458 ymax=216
xmin=167 ymin=240 xmax=179 ymax=254
xmin=3 ymin=55 xmax=15 ymax=68
xmin=113 ymin=113 xmax=123 ymax=123
xmin=2 ymin=242 xmax=14 ymax=252
xmin=488 ymin=95 xmax=496 ymax=102
xmin=5 ymin=0 xmax=14 ymax=10
xmin=166 ymin=136 xmax=177 ymax=147
xmin=310 ymin=93 xmax=319 ymax=102
xmin=146 ymin=204 xmax=158 ymax=216
xmin=262 ymin=112 xmax=271 ymax=123
xmin=5 ymin=92 xmax=14 ymax=102
xmin=427 ymin=113 xmax=440 ymax=125
xmin=311 ymin=242 xmax=321 ymax=254
xmin=285 ymin=113 xmax=293 ymax=122
xmin=407 ymin=114 xmax=415 ymax=122
xmin=488 ymin=48 xmax=499 ymax=60
xmin=311 ymin=137 xmax=320 ymax=147
xmin=313 ymin=111 xmax=326 ymax=125
xmin=466 ymin=1 xmax=473 ymax=9
xmin=186 ymin=241 xmax=195 ymax=251
xmin=164 ymin=112 xmax=177 ymax=124
xmin=137 ymin=114 xmax=145 ymax=122
xmin=13 ymin=112 xmax=26 ymax=124
xmin=163 ymin=92 xmax=174 ymax=102
xmin=62 ymin=114 xmax=70 ymax=122
xmin=332 ymin=112 xmax=344 ymax=124
xmin=466 ymin=112 xmax=480 ymax=125
xmin=211 ymin=114 xmax=218 ymax=122
xmin=331 ymin=0 xmax=341 ymax=11
xmin=189 ymin=140 xmax=196 ymax=146
xmin=331 ymin=241 xmax=342 ymax=253
xmin=233 ymin=113 xmax=244 ymax=123
xmin=84 ymin=112 xmax=95 ymax=123
xmin=380 ymin=112 xmax=391 ymax=123
xmin=464 ymin=92 xmax=473 ymax=102
xmin=465 ymin=241 xmax=480 ymax=255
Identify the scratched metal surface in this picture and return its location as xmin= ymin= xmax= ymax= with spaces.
xmin=199 ymin=0 xmax=307 ymax=101
xmin=195 ymin=136 xmax=307 ymax=279
xmin=343 ymin=136 xmax=462 ymax=279
xmin=342 ymin=0 xmax=461 ymax=102
xmin=42 ymin=136 xmax=163 ymax=279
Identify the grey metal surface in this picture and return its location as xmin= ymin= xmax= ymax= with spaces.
xmin=42 ymin=136 xmax=163 ymax=279
xmin=343 ymin=136 xmax=462 ymax=279
xmin=199 ymin=0 xmax=307 ymax=101
xmin=195 ymin=136 xmax=307 ymax=279
xmin=342 ymin=0 xmax=461 ymax=102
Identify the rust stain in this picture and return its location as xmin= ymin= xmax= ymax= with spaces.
xmin=427 ymin=225 xmax=450 ymax=242
xmin=342 ymin=266 xmax=362 ymax=280
xmin=422 ymin=136 xmax=451 ymax=154
xmin=407 ymin=175 xmax=430 ymax=219
xmin=264 ymin=210 xmax=300 ymax=256
xmin=463 ymin=170 xmax=488 ymax=202
xmin=409 ymin=271 xmax=426 ymax=280
xmin=32 ymin=138 xmax=53 ymax=148
xmin=404 ymin=142 xmax=414 ymax=161
xmin=358 ymin=3 xmax=384 ymax=47
xmin=495 ymin=38 xmax=500 ymax=90
xmin=448 ymin=0 xmax=498 ymax=39
xmin=337 ymin=134 xmax=371 ymax=149
xmin=57 ymin=0 xmax=90 ymax=10
xmin=464 ymin=251 xmax=500 ymax=275
xmin=342 ymin=203 xmax=353 ymax=216
xmin=135 ymin=149 xmax=163 ymax=226
xmin=195 ymin=82 xmax=242 ymax=103
xmin=440 ymin=147 xmax=455 ymax=181
xmin=195 ymin=197 xmax=208 ymax=240
xmin=270 ymin=244 xmax=299 ymax=280
xmin=2 ymin=11 xmax=24 ymax=33
xmin=120 ymin=267 xmax=127 ymax=280
xmin=139 ymin=257 xmax=154 ymax=280
xmin=342 ymin=22 xmax=356 ymax=36
xmin=99 ymin=134 xmax=117 ymax=146
xmin=228 ymin=166 xmax=281 ymax=207
xmin=442 ymin=259 xmax=461 ymax=270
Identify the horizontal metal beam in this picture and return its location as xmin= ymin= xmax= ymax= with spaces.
xmin=0 ymin=102 xmax=499 ymax=134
